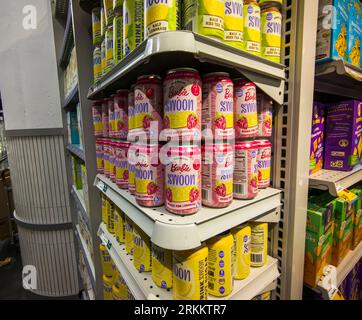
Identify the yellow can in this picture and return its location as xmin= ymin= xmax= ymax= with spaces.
xmin=101 ymin=193 xmax=109 ymax=225
xmin=206 ymin=232 xmax=233 ymax=297
xmin=114 ymin=206 xmax=125 ymax=244
xmin=92 ymin=8 xmax=102 ymax=46
xmin=250 ymin=222 xmax=268 ymax=267
xmin=118 ymin=273 xmax=129 ymax=299
xmin=93 ymin=45 xmax=102 ymax=83
xmin=100 ymin=244 xmax=113 ymax=276
xmin=101 ymin=7 xmax=106 ymax=38
xmin=173 ymin=245 xmax=208 ymax=300
xmin=103 ymin=274 xmax=113 ymax=300
xmin=101 ymin=39 xmax=106 ymax=77
xmin=125 ymin=216 xmax=134 ymax=255
xmin=133 ymin=225 xmax=152 ymax=272
xmin=151 ymin=244 xmax=173 ymax=289
xmin=105 ymin=26 xmax=114 ymax=75
xmin=103 ymin=0 xmax=114 ymax=26
xmin=231 ymin=224 xmax=251 ymax=280
xmin=108 ymin=201 xmax=115 ymax=234
xmin=243 ymin=0 xmax=261 ymax=55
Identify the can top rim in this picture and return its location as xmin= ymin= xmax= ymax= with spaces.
xmin=167 ymin=67 xmax=199 ymax=75
xmin=137 ymin=74 xmax=162 ymax=81
xmin=203 ymin=72 xmax=231 ymax=78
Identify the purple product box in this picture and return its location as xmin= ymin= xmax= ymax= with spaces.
xmin=324 ymin=100 xmax=362 ymax=171
xmin=310 ymin=103 xmax=325 ymax=175
xmin=339 ymin=276 xmax=350 ymax=299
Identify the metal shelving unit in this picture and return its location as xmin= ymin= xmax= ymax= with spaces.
xmin=95 ymin=174 xmax=281 ymax=251
xmin=66 ymin=144 xmax=85 ymax=161
xmin=59 ymin=6 xmax=74 ymax=69
xmin=71 ymin=185 xmax=91 ymax=230
xmin=309 ymin=165 xmax=362 ymax=197
xmin=98 ymin=223 xmax=279 ymax=300
xmin=63 ymin=85 xmax=79 ymax=109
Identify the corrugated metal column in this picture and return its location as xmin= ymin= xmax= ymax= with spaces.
xmin=0 ymin=0 xmax=79 ymax=297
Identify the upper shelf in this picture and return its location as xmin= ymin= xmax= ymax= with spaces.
xmin=88 ymin=31 xmax=286 ymax=104
xmin=59 ymin=5 xmax=74 ymax=70
xmin=309 ymin=164 xmax=362 ymax=197
xmin=314 ymin=60 xmax=362 ymax=100
xmin=63 ymin=85 xmax=79 ymax=109
xmin=95 ymin=174 xmax=281 ymax=251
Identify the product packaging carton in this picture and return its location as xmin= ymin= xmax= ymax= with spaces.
xmin=347 ymin=0 xmax=362 ymax=67
xmin=304 ymin=197 xmax=334 ymax=287
xmin=310 ymin=103 xmax=325 ymax=175
xmin=72 ymin=156 xmax=83 ymax=190
xmin=67 ymin=110 xmax=80 ymax=145
xmin=324 ymin=100 xmax=362 ymax=171
xmin=316 ymin=0 xmax=349 ymax=63
xmin=350 ymin=185 xmax=362 ymax=249
xmin=331 ymin=193 xmax=357 ymax=266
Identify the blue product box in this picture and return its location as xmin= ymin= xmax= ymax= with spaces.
xmin=68 ymin=110 xmax=80 ymax=145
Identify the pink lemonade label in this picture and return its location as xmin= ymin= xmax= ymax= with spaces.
xmin=103 ymin=141 xmax=111 ymax=177
xmin=165 ymin=145 xmax=201 ymax=215
xmin=128 ymin=162 xmax=136 ymax=194
xmin=93 ymin=104 xmax=103 ymax=137
xmin=128 ymin=89 xmax=135 ymax=135
xmin=234 ymin=142 xmax=259 ymax=199
xmin=102 ymin=102 xmax=109 ymax=137
xmin=202 ymin=75 xmax=234 ymax=139
xmin=109 ymin=142 xmax=117 ymax=182
xmin=135 ymin=145 xmax=164 ymax=207
xmin=257 ymin=93 xmax=273 ymax=138
xmin=116 ymin=143 xmax=130 ymax=189
xmin=163 ymin=71 xmax=202 ymax=141
xmin=202 ymin=144 xmax=234 ymax=207
xmin=114 ymin=91 xmax=129 ymax=139
xmin=257 ymin=140 xmax=272 ymax=189
xmin=108 ymin=99 xmax=115 ymax=138
xmin=96 ymin=141 xmax=104 ymax=173
xmin=234 ymin=82 xmax=258 ymax=139
xmin=134 ymin=78 xmax=163 ymax=137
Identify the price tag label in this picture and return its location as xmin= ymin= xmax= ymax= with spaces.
xmin=97 ymin=180 xmax=108 ymax=193
xmin=100 ymin=233 xmax=112 ymax=249
xmin=337 ymin=189 xmax=358 ymax=202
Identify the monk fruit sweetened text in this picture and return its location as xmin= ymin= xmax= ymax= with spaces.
xmin=125 ymin=216 xmax=134 ymax=255
xmin=255 ymin=139 xmax=272 ymax=189
xmin=116 ymin=142 xmax=130 ymax=189
xmin=113 ymin=10 xmax=123 ymax=65
xmin=173 ymin=245 xmax=208 ymax=300
xmin=163 ymin=68 xmax=202 ymax=141
xmin=202 ymin=72 xmax=234 ymax=140
xmin=123 ymin=0 xmax=144 ymax=56
xmin=101 ymin=7 xmax=107 ymax=38
xmin=224 ymin=0 xmax=244 ymax=49
xmin=164 ymin=144 xmax=201 ymax=215
xmin=257 ymin=91 xmax=273 ymax=138
xmin=114 ymin=90 xmax=129 ymax=139
xmin=202 ymin=143 xmax=234 ymax=208
xmin=113 ymin=0 xmax=123 ymax=11
xmin=152 ymin=244 xmax=173 ymax=289
xmin=234 ymin=79 xmax=258 ymax=139
xmin=261 ymin=5 xmax=282 ymax=63
xmin=134 ymin=143 xmax=164 ymax=207
xmin=207 ymin=232 xmax=234 ymax=297
xmin=231 ymin=224 xmax=251 ymax=280
xmin=134 ymin=75 xmax=163 ymax=140
xmin=183 ymin=0 xmax=225 ymax=40
xmin=133 ymin=225 xmax=152 ymax=272
xmin=145 ymin=0 xmax=181 ymax=38
xmin=243 ymin=0 xmax=261 ymax=55
xmin=250 ymin=222 xmax=268 ymax=267
xmin=234 ymin=141 xmax=259 ymax=200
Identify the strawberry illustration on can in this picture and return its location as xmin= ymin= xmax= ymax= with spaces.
xmin=115 ymin=141 xmax=130 ymax=189
xmin=257 ymin=91 xmax=273 ymax=138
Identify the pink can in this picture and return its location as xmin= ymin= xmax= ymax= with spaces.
xmin=234 ymin=79 xmax=258 ymax=139
xmin=202 ymin=143 xmax=234 ymax=208
xmin=134 ymin=75 xmax=163 ymax=139
xmin=257 ymin=91 xmax=273 ymax=138
xmin=103 ymin=139 xmax=111 ymax=178
xmin=234 ymin=141 xmax=259 ymax=200
xmin=102 ymin=99 xmax=109 ymax=138
xmin=92 ymin=101 xmax=103 ymax=137
xmin=96 ymin=139 xmax=104 ymax=174
xmin=163 ymin=68 xmax=202 ymax=141
xmin=128 ymin=84 xmax=136 ymax=141
xmin=109 ymin=140 xmax=117 ymax=183
xmin=255 ymin=139 xmax=272 ymax=189
xmin=134 ymin=144 xmax=164 ymax=207
xmin=164 ymin=144 xmax=201 ymax=215
xmin=108 ymin=96 xmax=115 ymax=138
xmin=116 ymin=141 xmax=130 ymax=189
xmin=202 ymin=73 xmax=234 ymax=140
xmin=114 ymin=89 xmax=129 ymax=140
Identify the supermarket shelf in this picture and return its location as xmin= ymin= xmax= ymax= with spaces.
xmin=314 ymin=60 xmax=362 ymax=100
xmin=309 ymin=164 xmax=362 ymax=197
xmin=336 ymin=240 xmax=362 ymax=286
xmin=66 ymin=144 xmax=85 ymax=161
xmin=75 ymin=225 xmax=95 ymax=288
xmin=95 ymin=174 xmax=281 ymax=251
xmin=98 ymin=223 xmax=279 ymax=300
xmin=63 ymin=85 xmax=79 ymax=109
xmin=71 ymin=185 xmax=90 ymax=230
xmin=59 ymin=5 xmax=74 ymax=69
xmin=88 ymin=31 xmax=285 ymax=104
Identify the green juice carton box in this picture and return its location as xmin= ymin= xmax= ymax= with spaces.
xmin=331 ymin=192 xmax=357 ymax=266
xmin=350 ymin=185 xmax=362 ymax=249
xmin=304 ymin=196 xmax=334 ymax=287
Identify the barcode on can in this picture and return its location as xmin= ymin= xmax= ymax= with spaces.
xmin=234 ymin=183 xmax=247 ymax=196
xmin=251 ymin=253 xmax=263 ymax=263
xmin=202 ymin=189 xmax=210 ymax=201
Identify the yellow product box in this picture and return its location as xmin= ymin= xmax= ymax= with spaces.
xmin=231 ymin=224 xmax=251 ymax=280
xmin=173 ymin=245 xmax=208 ymax=300
xmin=250 ymin=222 xmax=268 ymax=267
xmin=151 ymin=244 xmax=173 ymax=289
xmin=133 ymin=225 xmax=152 ymax=272
xmin=349 ymin=186 xmax=362 ymax=249
xmin=304 ymin=196 xmax=334 ymax=287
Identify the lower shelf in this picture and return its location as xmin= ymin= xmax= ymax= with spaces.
xmin=336 ymin=240 xmax=362 ymax=286
xmin=98 ymin=223 xmax=280 ymax=300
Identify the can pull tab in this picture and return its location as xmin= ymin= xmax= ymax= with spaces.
xmin=317 ymin=265 xmax=338 ymax=300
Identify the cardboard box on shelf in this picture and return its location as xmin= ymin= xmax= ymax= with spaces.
xmin=310 ymin=102 xmax=325 ymax=175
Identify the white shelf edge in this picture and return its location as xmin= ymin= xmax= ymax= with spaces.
xmin=98 ymin=223 xmax=279 ymax=300
xmin=75 ymin=224 xmax=95 ymax=284
xmin=71 ymin=185 xmax=91 ymax=230
xmin=95 ymin=174 xmax=281 ymax=250
xmin=336 ymin=240 xmax=362 ymax=286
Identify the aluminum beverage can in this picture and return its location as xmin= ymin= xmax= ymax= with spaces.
xmin=100 ymin=244 xmax=113 ymax=276
xmin=116 ymin=141 xmax=130 ymax=189
xmin=102 ymin=99 xmax=110 ymax=137
xmin=114 ymin=89 xmax=129 ymax=139
xmin=224 ymin=0 xmax=244 ymax=49
xmin=123 ymin=0 xmax=144 ymax=56
xmin=243 ymin=1 xmax=261 ymax=55
xmin=105 ymin=26 xmax=114 ymax=75
xmin=108 ymin=96 xmax=115 ymax=138
xmin=257 ymin=91 xmax=273 ymax=138
xmin=250 ymin=222 xmax=268 ymax=267
xmin=133 ymin=225 xmax=152 ymax=272
xmin=92 ymin=101 xmax=103 ymax=136
xmin=255 ymin=139 xmax=272 ymax=189
xmin=128 ymin=84 xmax=136 ymax=139
xmin=152 ymin=244 xmax=173 ymax=289
xmin=92 ymin=7 xmax=102 ymax=46
xmin=103 ymin=275 xmax=113 ymax=300
xmin=231 ymin=224 xmax=251 ymax=280
xmin=125 ymin=216 xmax=134 ymax=255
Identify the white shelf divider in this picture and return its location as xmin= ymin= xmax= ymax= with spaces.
xmin=336 ymin=240 xmax=362 ymax=286
xmin=98 ymin=222 xmax=280 ymax=300
xmin=95 ymin=174 xmax=281 ymax=251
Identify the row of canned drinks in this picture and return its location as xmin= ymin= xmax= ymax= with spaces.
xmin=92 ymin=69 xmax=273 ymax=141
xmin=92 ymin=0 xmax=283 ymax=82
xmin=96 ymin=139 xmax=272 ymax=214
xmin=101 ymin=197 xmax=268 ymax=299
